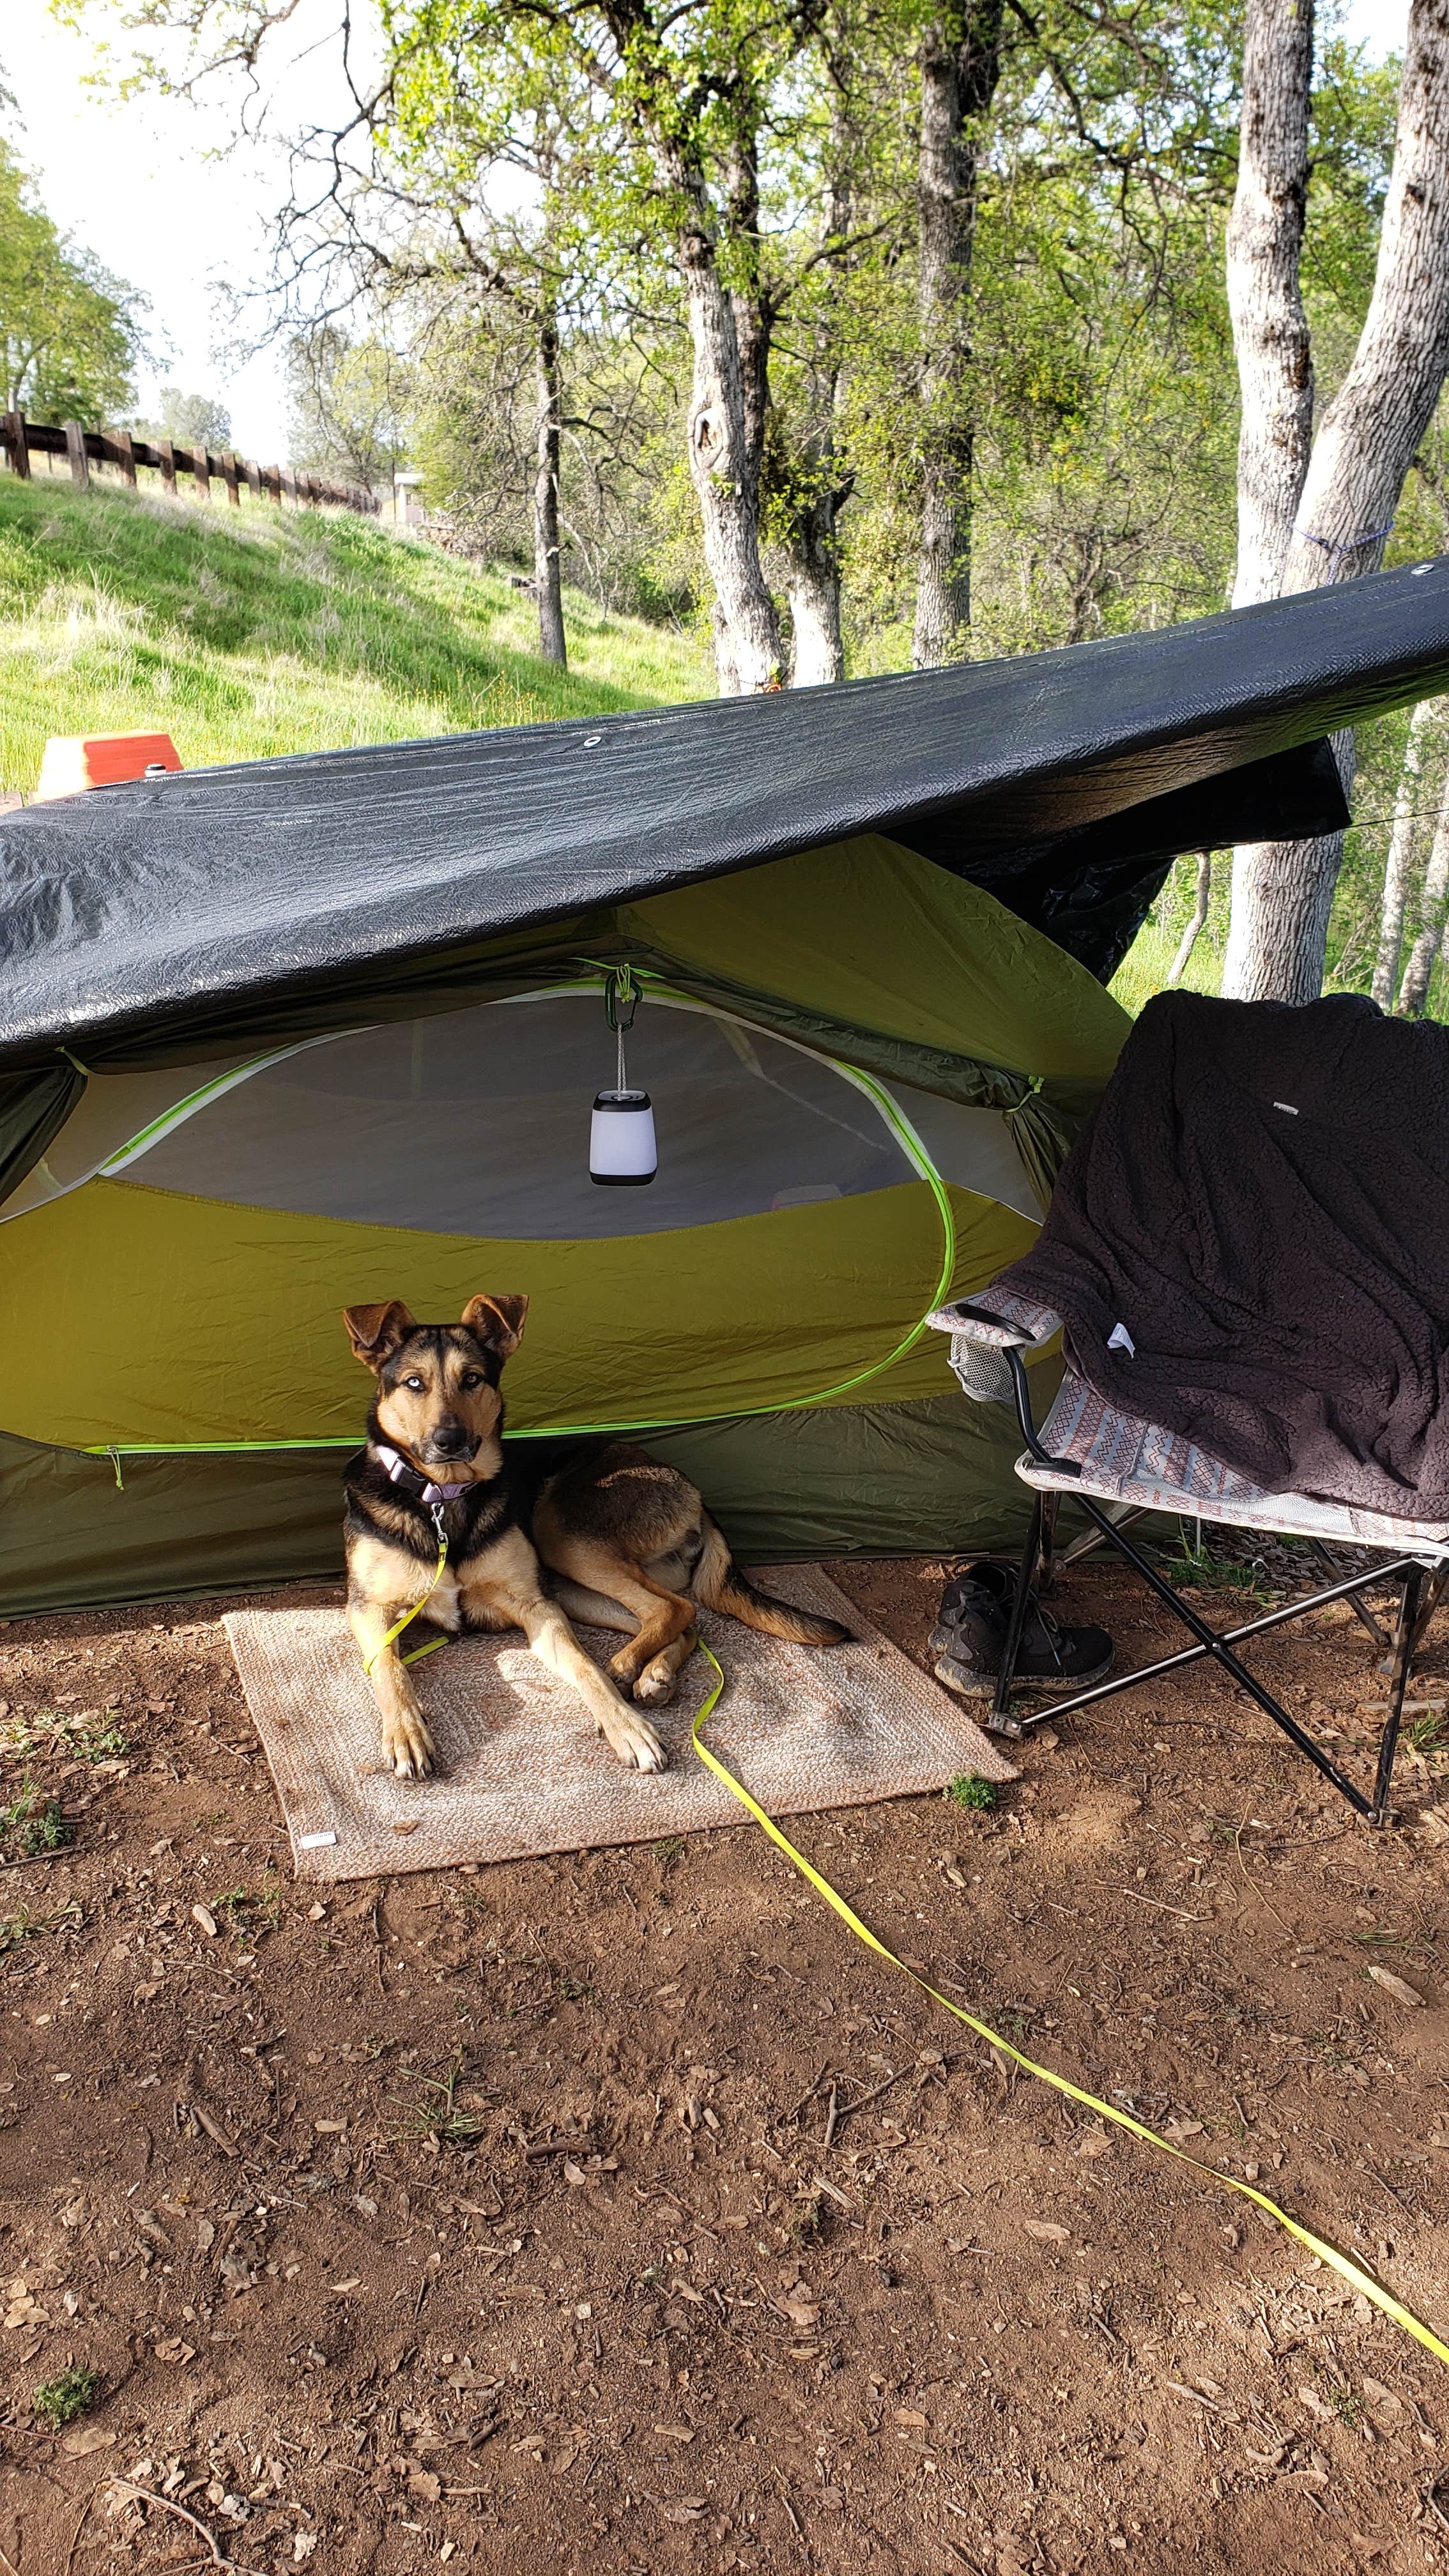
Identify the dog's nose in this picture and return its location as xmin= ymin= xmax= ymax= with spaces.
xmin=429 ymin=1422 xmax=475 ymax=1459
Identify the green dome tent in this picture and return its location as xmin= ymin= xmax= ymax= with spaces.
xmin=4 ymin=551 xmax=1449 ymax=1612
xmin=0 ymin=836 xmax=1126 ymax=1606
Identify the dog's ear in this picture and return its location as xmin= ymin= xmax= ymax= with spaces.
xmin=343 ymin=1300 xmax=418 ymax=1369
xmin=460 ymin=1293 xmax=529 ymax=1360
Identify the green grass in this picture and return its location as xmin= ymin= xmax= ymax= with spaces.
xmin=945 ymin=1773 xmax=999 ymax=1812
xmin=33 ymin=2366 xmax=101 ymax=2429
xmin=0 ymin=472 xmax=712 ymax=794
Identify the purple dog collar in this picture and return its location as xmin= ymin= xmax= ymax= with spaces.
xmin=372 ymin=1443 xmax=474 ymax=1506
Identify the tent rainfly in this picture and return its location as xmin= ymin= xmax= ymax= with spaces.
xmin=3 ymin=557 xmax=1449 ymax=1615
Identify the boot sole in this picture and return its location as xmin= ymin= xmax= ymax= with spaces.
xmin=933 ymin=1650 xmax=1114 ymax=1700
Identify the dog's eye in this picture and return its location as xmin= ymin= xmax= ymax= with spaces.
xmin=460 ymin=1370 xmax=484 ymax=1390
xmin=403 ymin=1375 xmax=425 ymax=1392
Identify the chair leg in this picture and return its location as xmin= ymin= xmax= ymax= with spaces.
xmin=1038 ymin=1492 xmax=1060 ymax=1597
xmin=1371 ymin=1564 xmax=1424 ymax=1826
xmin=991 ymin=1496 xmax=1043 ymax=1736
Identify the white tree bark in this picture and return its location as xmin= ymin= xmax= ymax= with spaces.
xmin=1168 ymin=852 xmax=1213 ymax=983
xmin=1225 ymin=0 xmax=1449 ymax=1003
xmin=1372 ymin=694 xmax=1439 ymax=1005
xmin=786 ymin=529 xmax=847 ymax=686
xmin=676 ymin=178 xmax=784 ymax=694
xmin=1227 ymin=0 xmax=1315 ymax=610
xmin=532 ymin=300 xmax=567 ymax=668
xmin=1399 ymin=755 xmax=1449 ymax=1013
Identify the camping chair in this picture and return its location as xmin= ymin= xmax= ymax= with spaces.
xmin=928 ymin=1287 xmax=1449 ymax=1827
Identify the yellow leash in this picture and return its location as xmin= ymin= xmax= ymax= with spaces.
xmin=689 ymin=1642 xmax=1449 ymax=2373
xmin=362 ymin=1525 xmax=452 ymax=1675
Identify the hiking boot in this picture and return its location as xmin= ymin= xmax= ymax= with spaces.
xmin=930 ymin=1560 xmax=1114 ymax=1698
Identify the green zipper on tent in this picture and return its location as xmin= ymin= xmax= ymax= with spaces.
xmin=80 ymin=982 xmax=960 ymax=1460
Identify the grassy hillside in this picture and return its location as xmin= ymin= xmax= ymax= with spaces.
xmin=0 ymin=476 xmax=712 ymax=794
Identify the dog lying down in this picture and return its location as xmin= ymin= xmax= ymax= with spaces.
xmin=342 ymin=1294 xmax=849 ymax=1780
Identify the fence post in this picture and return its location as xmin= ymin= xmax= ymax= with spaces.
xmin=157 ymin=436 xmax=177 ymax=500
xmin=64 ymin=423 xmax=89 ymax=491
xmin=193 ymin=446 xmax=210 ymax=502
xmin=2 ymin=412 xmax=30 ymax=479
xmin=222 ymin=451 xmax=240 ymax=507
xmin=112 ymin=427 xmax=137 ymax=489
xmin=245 ymin=459 xmax=261 ymax=502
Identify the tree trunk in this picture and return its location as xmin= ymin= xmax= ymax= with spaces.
xmin=533 ymin=302 xmax=567 ymax=667
xmin=1372 ymin=694 xmax=1439 ymax=1006
xmin=1399 ymin=758 xmax=1449 ymax=1015
xmin=1226 ymin=0 xmax=1315 ymax=609
xmin=677 ymin=174 xmax=783 ymax=694
xmin=785 ymin=490 xmax=847 ymax=685
xmin=912 ymin=2 xmax=1004 ymax=671
xmin=1168 ymin=852 xmax=1213 ymax=984
xmin=1225 ymin=0 xmax=1449 ymax=1002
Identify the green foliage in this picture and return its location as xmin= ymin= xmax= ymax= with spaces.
xmin=33 ymin=2366 xmax=101 ymax=2429
xmin=1 ymin=1707 xmax=129 ymax=1761
xmin=132 ymin=385 xmax=233 ymax=449
xmin=0 ymin=1901 xmax=80 ymax=1961
xmin=388 ymin=2051 xmax=494 ymax=2146
xmin=0 ymin=1782 xmax=72 ymax=1855
xmin=288 ymin=332 xmax=413 ymax=488
xmin=945 ymin=1773 xmax=999 ymax=1813
xmin=0 ymin=475 xmax=709 ymax=795
xmin=0 ymin=139 xmax=148 ymax=424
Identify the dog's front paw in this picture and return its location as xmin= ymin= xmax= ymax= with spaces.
xmin=383 ymin=1705 xmax=436 ymax=1780
xmin=632 ymin=1660 xmax=678 ymax=1708
xmin=601 ymin=1705 xmax=668 ymax=1771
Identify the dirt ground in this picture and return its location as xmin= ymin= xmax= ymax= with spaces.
xmin=3 ymin=1542 xmax=1449 ymax=2576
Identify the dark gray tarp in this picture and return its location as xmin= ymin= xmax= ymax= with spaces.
xmin=3 ymin=554 xmax=1448 ymax=1071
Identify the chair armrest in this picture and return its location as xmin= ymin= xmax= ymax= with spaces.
xmin=926 ymin=1291 xmax=1062 ymax=1351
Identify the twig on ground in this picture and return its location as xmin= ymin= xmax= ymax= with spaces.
xmin=62 ymin=2499 xmax=95 ymax=2576
xmin=102 ymin=2482 xmax=265 ymax=2576
xmin=1092 ymin=1883 xmax=1207 ymax=1923
xmin=1234 ymin=1820 xmax=1293 ymax=1935
xmin=784 ymin=2061 xmax=834 ymax=2124
xmin=822 ymin=2085 xmax=839 ymax=2152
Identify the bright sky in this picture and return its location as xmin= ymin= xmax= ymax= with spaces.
xmin=0 ymin=0 xmax=1415 ymax=470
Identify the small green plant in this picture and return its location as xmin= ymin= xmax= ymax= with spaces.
xmin=387 ymin=2053 xmax=493 ymax=2147
xmin=553 ymin=1970 xmax=595 ymax=2004
xmin=1409 ymin=1712 xmax=1448 ymax=1757
xmin=0 ymin=1784 xmax=72 ymax=1855
xmin=33 ymin=2366 xmax=100 ymax=2430
xmin=210 ymin=1879 xmax=281 ymax=1939
xmin=0 ymin=1902 xmax=80 ymax=1963
xmin=652 ymin=1836 xmax=687 ymax=1866
xmin=2 ymin=1708 xmax=130 ymax=1763
xmin=1328 ymin=2384 xmax=1362 ymax=2428
xmin=945 ymin=1774 xmax=998 ymax=1813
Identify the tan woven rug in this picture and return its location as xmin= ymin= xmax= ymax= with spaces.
xmin=223 ymin=1567 xmax=1016 ymax=1885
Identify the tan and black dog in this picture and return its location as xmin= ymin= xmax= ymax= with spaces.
xmin=342 ymin=1299 xmax=848 ymax=1779
xmin=533 ymin=1442 xmax=850 ymax=1702
xmin=342 ymin=1294 xmax=666 ymax=1779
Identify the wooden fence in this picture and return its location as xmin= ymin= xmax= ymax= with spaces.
xmin=0 ymin=411 xmax=379 ymax=518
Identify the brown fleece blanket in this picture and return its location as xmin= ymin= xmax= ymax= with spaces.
xmin=993 ymin=990 xmax=1449 ymax=1517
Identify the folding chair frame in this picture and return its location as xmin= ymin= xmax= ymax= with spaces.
xmin=986 ymin=1343 xmax=1446 ymax=1828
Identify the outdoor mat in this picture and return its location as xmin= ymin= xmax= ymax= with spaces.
xmin=222 ymin=1566 xmax=1017 ymax=1885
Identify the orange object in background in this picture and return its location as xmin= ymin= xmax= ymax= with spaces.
xmin=33 ymin=732 xmax=183 ymax=802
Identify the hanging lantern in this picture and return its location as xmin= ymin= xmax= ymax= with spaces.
xmin=591 ymin=967 xmax=657 ymax=1186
